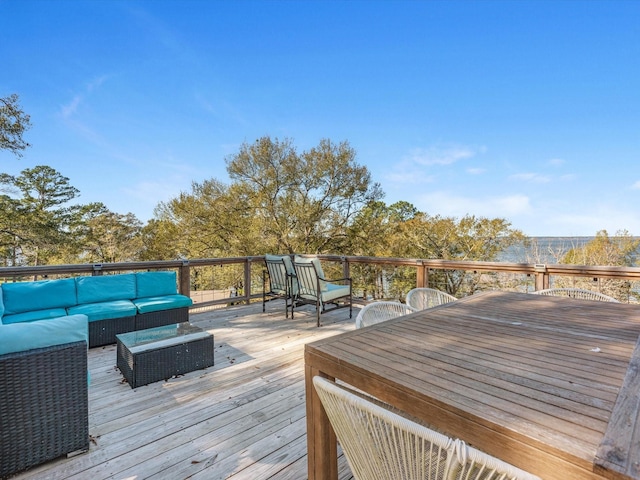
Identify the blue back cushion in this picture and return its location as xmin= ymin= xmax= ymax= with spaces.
xmin=136 ymin=271 xmax=178 ymax=298
xmin=2 ymin=278 xmax=77 ymax=315
xmin=76 ymin=274 xmax=136 ymax=304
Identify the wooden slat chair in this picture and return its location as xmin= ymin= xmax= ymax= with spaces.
xmin=292 ymin=255 xmax=351 ymax=327
xmin=531 ymin=288 xmax=619 ymax=303
xmin=262 ymin=254 xmax=297 ymax=318
xmin=406 ymin=287 xmax=457 ymax=310
xmin=355 ymin=301 xmax=417 ymax=328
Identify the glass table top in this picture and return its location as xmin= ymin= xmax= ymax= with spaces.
xmin=116 ymin=322 xmax=208 ymax=350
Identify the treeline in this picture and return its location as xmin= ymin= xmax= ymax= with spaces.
xmin=1 ymin=137 xmax=524 ymax=263
xmin=2 ymin=135 xmax=639 ymax=298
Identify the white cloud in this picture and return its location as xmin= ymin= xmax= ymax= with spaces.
xmin=547 ymin=158 xmax=565 ymax=167
xmin=60 ymin=95 xmax=82 ymax=119
xmin=415 ymin=191 xmax=532 ymax=218
xmin=384 ymin=165 xmax=434 ymax=185
xmin=631 ymin=181 xmax=640 ymax=190
xmin=407 ymin=145 xmax=481 ymax=166
xmin=509 ymin=172 xmax=551 ymax=183
xmin=466 ymin=167 xmax=485 ymax=175
xmin=59 ymin=75 xmax=109 ymax=119
xmin=545 ymin=205 xmax=640 ymax=236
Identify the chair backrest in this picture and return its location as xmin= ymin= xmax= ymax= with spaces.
xmin=313 ymin=376 xmax=457 ymax=480
xmin=355 ymin=301 xmax=417 ymax=328
xmin=531 ymin=288 xmax=619 ymax=303
xmin=293 ymin=256 xmax=326 ymax=298
xmin=264 ymin=254 xmax=296 ymax=294
xmin=452 ymin=440 xmax=541 ymax=480
xmin=313 ymin=376 xmax=542 ymax=480
xmin=406 ymin=288 xmax=457 ymax=310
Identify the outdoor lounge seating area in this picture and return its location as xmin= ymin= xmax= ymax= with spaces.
xmin=0 ymin=271 xmax=193 ymax=348
xmin=2 ymin=299 xmax=357 ymax=480
xmin=263 ymin=254 xmax=352 ymax=327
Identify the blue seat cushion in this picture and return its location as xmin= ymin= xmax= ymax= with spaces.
xmin=75 ymin=274 xmax=136 ymax=304
xmin=67 ymin=300 xmax=137 ymax=322
xmin=1 ymin=308 xmax=69 ymax=325
xmin=2 ymin=278 xmax=77 ymax=315
xmin=136 ymin=271 xmax=178 ymax=298
xmin=0 ymin=314 xmax=88 ymax=355
xmin=133 ymin=295 xmax=193 ymax=314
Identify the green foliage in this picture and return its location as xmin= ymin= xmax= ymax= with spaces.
xmin=562 ymin=230 xmax=639 ymax=267
xmin=0 ymin=166 xmax=144 ymax=267
xmin=227 ymin=137 xmax=383 ymax=254
xmin=69 ymin=205 xmax=143 ymax=263
xmin=153 ymin=136 xmax=383 ymax=259
xmin=557 ymin=230 xmax=640 ymax=300
xmin=0 ymin=166 xmax=81 ymax=265
xmin=0 ymin=94 xmax=31 ymax=158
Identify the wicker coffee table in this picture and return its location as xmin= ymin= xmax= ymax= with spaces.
xmin=116 ymin=322 xmax=214 ymax=388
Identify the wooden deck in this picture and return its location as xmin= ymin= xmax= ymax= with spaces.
xmin=11 ymin=301 xmax=358 ymax=480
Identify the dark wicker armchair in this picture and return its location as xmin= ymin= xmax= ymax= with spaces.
xmin=0 ymin=340 xmax=89 ymax=478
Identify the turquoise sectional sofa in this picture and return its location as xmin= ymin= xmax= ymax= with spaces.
xmin=0 ymin=271 xmax=193 ymax=348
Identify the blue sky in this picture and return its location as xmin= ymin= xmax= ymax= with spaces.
xmin=1 ymin=0 xmax=639 ymax=236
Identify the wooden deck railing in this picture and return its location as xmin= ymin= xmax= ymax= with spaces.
xmin=3 ymin=255 xmax=640 ymax=307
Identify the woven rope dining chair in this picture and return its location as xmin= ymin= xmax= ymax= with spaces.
xmin=312 ymin=377 xmax=542 ymax=480
xmin=313 ymin=376 xmax=458 ymax=480
xmin=355 ymin=301 xmax=417 ymax=328
xmin=531 ymin=288 xmax=619 ymax=303
xmin=452 ymin=439 xmax=541 ymax=480
xmin=406 ymin=288 xmax=457 ymax=310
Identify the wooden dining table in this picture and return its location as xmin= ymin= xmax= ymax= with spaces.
xmin=304 ymin=291 xmax=640 ymax=480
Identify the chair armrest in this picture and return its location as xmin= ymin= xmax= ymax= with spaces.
xmin=319 ymin=276 xmax=352 ymax=284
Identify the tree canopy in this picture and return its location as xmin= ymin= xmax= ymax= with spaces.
xmin=0 ymin=166 xmax=142 ymax=267
xmin=1 ymin=94 xmax=31 ymax=158
xmin=154 ymin=137 xmax=384 ymax=258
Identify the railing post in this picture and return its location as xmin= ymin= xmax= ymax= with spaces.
xmin=416 ymin=261 xmax=428 ymax=288
xmin=245 ymin=257 xmax=252 ymax=305
xmin=92 ymin=264 xmax=103 ymax=276
xmin=179 ymin=260 xmax=190 ymax=296
xmin=341 ymin=256 xmax=350 ymax=280
xmin=534 ymin=264 xmax=549 ymax=291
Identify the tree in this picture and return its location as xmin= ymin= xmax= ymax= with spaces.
xmin=557 ymin=230 xmax=640 ymax=300
xmin=68 ymin=205 xmax=144 ymax=263
xmin=390 ymin=213 xmax=525 ymax=296
xmin=226 ymin=136 xmax=383 ymax=254
xmin=1 ymin=94 xmax=32 ymax=158
xmin=151 ymin=137 xmax=383 ymax=259
xmin=0 ymin=166 xmax=81 ymax=266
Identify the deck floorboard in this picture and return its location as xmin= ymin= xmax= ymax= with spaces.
xmin=10 ymin=301 xmax=357 ymax=480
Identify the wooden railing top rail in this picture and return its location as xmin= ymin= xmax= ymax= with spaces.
xmin=3 ymin=255 xmax=640 ymax=307
xmin=3 ymin=255 xmax=640 ymax=280
xmin=317 ymin=255 xmax=640 ymax=279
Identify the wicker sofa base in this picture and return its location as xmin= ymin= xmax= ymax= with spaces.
xmin=116 ymin=324 xmax=214 ymax=389
xmin=135 ymin=307 xmax=189 ymax=331
xmin=88 ymin=308 xmax=189 ymax=348
xmin=88 ymin=315 xmax=136 ymax=348
xmin=0 ymin=341 xmax=89 ymax=479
